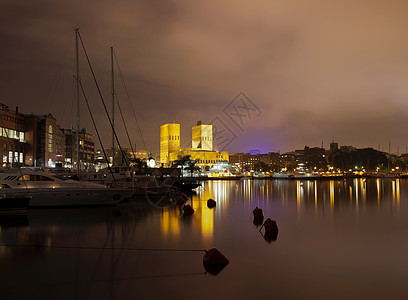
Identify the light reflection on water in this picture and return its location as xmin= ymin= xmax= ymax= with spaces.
xmin=0 ymin=178 xmax=408 ymax=299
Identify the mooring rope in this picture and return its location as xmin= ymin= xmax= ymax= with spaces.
xmin=0 ymin=244 xmax=206 ymax=252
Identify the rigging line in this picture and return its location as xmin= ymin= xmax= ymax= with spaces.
xmin=0 ymin=243 xmax=207 ymax=252
xmin=115 ymin=94 xmax=135 ymax=160
xmin=113 ymin=50 xmax=147 ymax=151
xmin=69 ymin=77 xmax=75 ymax=130
xmin=78 ymin=79 xmax=115 ymax=181
xmin=77 ymin=30 xmax=129 ymax=168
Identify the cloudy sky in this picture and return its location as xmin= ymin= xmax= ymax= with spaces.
xmin=1 ymin=0 xmax=408 ymax=155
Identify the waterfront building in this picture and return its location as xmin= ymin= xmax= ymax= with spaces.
xmin=62 ymin=128 xmax=94 ymax=170
xmin=104 ymin=147 xmax=149 ymax=165
xmin=281 ymin=146 xmax=328 ymax=171
xmin=192 ymin=121 xmax=212 ymax=150
xmin=280 ymin=152 xmax=298 ymax=171
xmin=24 ymin=113 xmax=65 ymax=168
xmin=160 ymin=121 xmax=229 ymax=169
xmin=169 ymin=148 xmax=229 ymax=169
xmin=0 ymin=104 xmax=26 ymax=166
xmin=230 ymin=152 xmax=281 ymax=172
xmin=330 ymin=141 xmax=338 ymax=153
xmin=160 ymin=123 xmax=180 ymax=167
xmin=303 ymin=146 xmax=327 ymax=171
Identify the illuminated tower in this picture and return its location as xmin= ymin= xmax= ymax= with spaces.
xmin=192 ymin=121 xmax=213 ymax=151
xmin=160 ymin=123 xmax=180 ymax=166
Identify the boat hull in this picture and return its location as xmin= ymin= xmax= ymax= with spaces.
xmin=0 ymin=196 xmax=31 ymax=210
xmin=0 ymin=188 xmax=131 ymax=207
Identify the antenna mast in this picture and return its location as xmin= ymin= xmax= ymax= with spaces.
xmin=111 ymin=46 xmax=115 ymax=166
xmin=75 ymin=28 xmax=80 ymax=175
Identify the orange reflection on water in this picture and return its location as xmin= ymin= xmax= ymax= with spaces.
xmin=201 ymin=205 xmax=214 ymax=239
xmin=391 ymin=179 xmax=400 ymax=212
xmin=361 ymin=179 xmax=366 ymax=204
xmin=396 ymin=179 xmax=400 ymax=210
xmin=198 ymin=186 xmax=215 ymax=239
xmin=392 ymin=180 xmax=395 ymax=206
xmin=329 ymin=180 xmax=335 ymax=214
xmin=160 ymin=209 xmax=180 ymax=238
xmin=354 ymin=179 xmax=359 ymax=211
xmin=191 ymin=183 xmax=216 ymax=240
xmin=314 ymin=181 xmax=318 ymax=216
xmin=296 ymin=181 xmax=302 ymax=216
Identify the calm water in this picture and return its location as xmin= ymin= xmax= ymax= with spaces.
xmin=1 ymin=178 xmax=408 ymax=299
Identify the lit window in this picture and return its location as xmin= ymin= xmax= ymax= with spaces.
xmin=48 ymin=125 xmax=53 ymax=153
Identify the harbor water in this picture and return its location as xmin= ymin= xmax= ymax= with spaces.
xmin=1 ymin=178 xmax=408 ymax=299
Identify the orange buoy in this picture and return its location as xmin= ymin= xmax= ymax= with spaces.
xmin=207 ymin=198 xmax=216 ymax=208
xmin=253 ymin=207 xmax=264 ymax=219
xmin=183 ymin=204 xmax=195 ymax=216
xmin=203 ymin=248 xmax=229 ymax=275
xmin=263 ymin=218 xmax=278 ymax=233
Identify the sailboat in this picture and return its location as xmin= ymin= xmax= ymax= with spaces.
xmin=75 ymin=44 xmax=179 ymax=197
xmin=0 ymin=29 xmax=134 ymax=208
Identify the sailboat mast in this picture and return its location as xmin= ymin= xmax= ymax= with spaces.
xmin=75 ymin=28 xmax=80 ymax=176
xmin=111 ymin=46 xmax=115 ymax=166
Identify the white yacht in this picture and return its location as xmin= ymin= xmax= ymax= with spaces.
xmin=272 ymin=172 xmax=294 ymax=179
xmin=293 ymin=171 xmax=321 ymax=179
xmin=0 ymin=168 xmax=133 ymax=207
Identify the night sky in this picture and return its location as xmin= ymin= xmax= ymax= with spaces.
xmin=2 ymin=0 xmax=408 ymax=156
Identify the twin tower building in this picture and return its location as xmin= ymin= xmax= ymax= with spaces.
xmin=160 ymin=121 xmax=229 ymax=168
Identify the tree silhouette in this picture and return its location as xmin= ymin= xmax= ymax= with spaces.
xmin=130 ymin=157 xmax=147 ymax=174
xmin=172 ymin=155 xmax=199 ymax=176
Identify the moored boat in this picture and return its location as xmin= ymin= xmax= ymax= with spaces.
xmin=0 ymin=168 xmax=133 ymax=207
xmin=271 ymin=172 xmax=293 ymax=179
xmin=0 ymin=194 xmax=31 ymax=211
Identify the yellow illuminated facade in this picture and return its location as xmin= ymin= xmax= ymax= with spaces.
xmin=160 ymin=123 xmax=180 ymax=166
xmin=160 ymin=122 xmax=229 ymax=168
xmin=169 ymin=149 xmax=229 ymax=168
xmin=192 ymin=122 xmax=212 ymax=151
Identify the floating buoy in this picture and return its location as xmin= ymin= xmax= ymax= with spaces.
xmin=253 ymin=217 xmax=264 ymax=227
xmin=263 ymin=231 xmax=278 ymax=243
xmin=203 ymin=248 xmax=229 ymax=275
xmin=183 ymin=204 xmax=195 ymax=216
xmin=253 ymin=207 xmax=264 ymax=219
xmin=263 ymin=218 xmax=279 ymax=233
xmin=207 ymin=198 xmax=216 ymax=208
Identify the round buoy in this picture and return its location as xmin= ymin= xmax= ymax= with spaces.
xmin=253 ymin=207 xmax=264 ymax=219
xmin=183 ymin=204 xmax=195 ymax=216
xmin=263 ymin=231 xmax=278 ymax=243
xmin=207 ymin=198 xmax=216 ymax=208
xmin=263 ymin=218 xmax=278 ymax=233
xmin=203 ymin=248 xmax=229 ymax=275
xmin=253 ymin=217 xmax=264 ymax=227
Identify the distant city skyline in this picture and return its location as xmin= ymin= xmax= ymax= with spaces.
xmin=2 ymin=1 xmax=408 ymax=155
